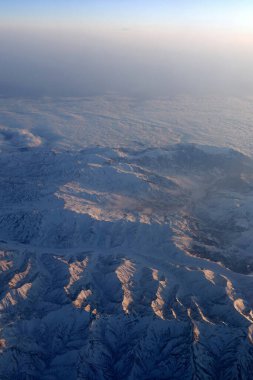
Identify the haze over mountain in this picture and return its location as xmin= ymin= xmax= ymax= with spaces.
xmin=1 ymin=1 xmax=253 ymax=98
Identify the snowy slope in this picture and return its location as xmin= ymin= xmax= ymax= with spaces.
xmin=0 ymin=140 xmax=253 ymax=379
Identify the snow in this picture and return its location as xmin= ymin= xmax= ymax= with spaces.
xmin=0 ymin=95 xmax=253 ymax=378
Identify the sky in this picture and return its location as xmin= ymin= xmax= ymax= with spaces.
xmin=0 ymin=0 xmax=253 ymax=30
xmin=1 ymin=1 xmax=253 ymax=98
xmin=1 ymin=1 xmax=253 ymax=29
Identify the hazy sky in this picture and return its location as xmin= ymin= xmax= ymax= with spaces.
xmin=1 ymin=1 xmax=253 ymax=97
xmin=2 ymin=1 xmax=253 ymax=29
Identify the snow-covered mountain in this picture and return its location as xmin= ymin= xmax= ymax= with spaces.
xmin=0 ymin=134 xmax=253 ymax=379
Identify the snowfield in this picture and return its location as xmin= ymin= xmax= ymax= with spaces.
xmin=1 ymin=96 xmax=253 ymax=379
